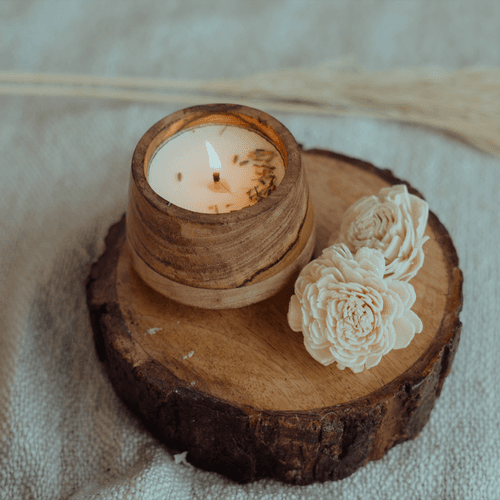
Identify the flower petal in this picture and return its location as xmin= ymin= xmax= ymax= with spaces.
xmin=336 ymin=261 xmax=363 ymax=284
xmin=405 ymin=309 xmax=423 ymax=334
xmin=287 ymin=295 xmax=303 ymax=332
xmin=304 ymin=340 xmax=335 ymax=366
xmin=384 ymin=234 xmax=403 ymax=262
xmin=387 ymin=279 xmax=413 ymax=307
xmin=392 ymin=315 xmax=417 ymax=349
xmin=349 ymin=362 xmax=365 ymax=373
xmin=365 ymin=354 xmax=383 ymax=369
xmin=355 ymin=247 xmax=386 ymax=278
xmin=379 ymin=184 xmax=407 ymax=201
xmin=410 ymin=195 xmax=429 ymax=240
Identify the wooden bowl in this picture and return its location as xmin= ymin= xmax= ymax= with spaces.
xmin=126 ymin=104 xmax=315 ymax=309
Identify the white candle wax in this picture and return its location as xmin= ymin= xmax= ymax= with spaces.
xmin=147 ymin=124 xmax=285 ymax=213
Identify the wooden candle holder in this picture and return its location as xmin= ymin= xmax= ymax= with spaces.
xmin=127 ymin=104 xmax=315 ymax=309
xmin=87 ymin=148 xmax=462 ymax=485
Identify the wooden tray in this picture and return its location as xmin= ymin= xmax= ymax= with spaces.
xmin=86 ymin=148 xmax=463 ymax=485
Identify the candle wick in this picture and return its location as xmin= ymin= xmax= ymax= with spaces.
xmin=210 ymin=173 xmax=231 ymax=194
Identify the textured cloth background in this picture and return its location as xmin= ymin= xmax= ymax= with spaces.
xmin=1 ymin=1 xmax=500 ymax=499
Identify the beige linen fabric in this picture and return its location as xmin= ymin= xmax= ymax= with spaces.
xmin=1 ymin=1 xmax=499 ymax=499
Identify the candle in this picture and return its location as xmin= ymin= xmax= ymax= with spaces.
xmin=127 ymin=103 xmax=315 ymax=309
xmin=147 ymin=124 xmax=285 ymax=213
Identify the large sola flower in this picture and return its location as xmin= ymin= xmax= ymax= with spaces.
xmin=288 ymin=244 xmax=423 ymax=373
xmin=336 ymin=184 xmax=429 ymax=282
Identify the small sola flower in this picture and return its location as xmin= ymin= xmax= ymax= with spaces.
xmin=288 ymin=244 xmax=423 ymax=373
xmin=335 ymin=184 xmax=429 ymax=282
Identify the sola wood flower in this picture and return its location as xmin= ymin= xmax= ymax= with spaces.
xmin=288 ymin=244 xmax=423 ymax=373
xmin=335 ymin=184 xmax=429 ymax=282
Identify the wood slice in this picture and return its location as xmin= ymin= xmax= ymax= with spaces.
xmin=86 ymin=148 xmax=463 ymax=485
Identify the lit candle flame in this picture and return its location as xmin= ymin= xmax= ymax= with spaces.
xmin=206 ymin=141 xmax=221 ymax=174
xmin=205 ymin=140 xmax=231 ymax=193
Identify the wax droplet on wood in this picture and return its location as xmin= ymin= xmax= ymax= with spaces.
xmin=174 ymin=451 xmax=189 ymax=465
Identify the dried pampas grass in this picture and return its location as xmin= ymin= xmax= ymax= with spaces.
xmin=1 ymin=57 xmax=499 ymax=158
